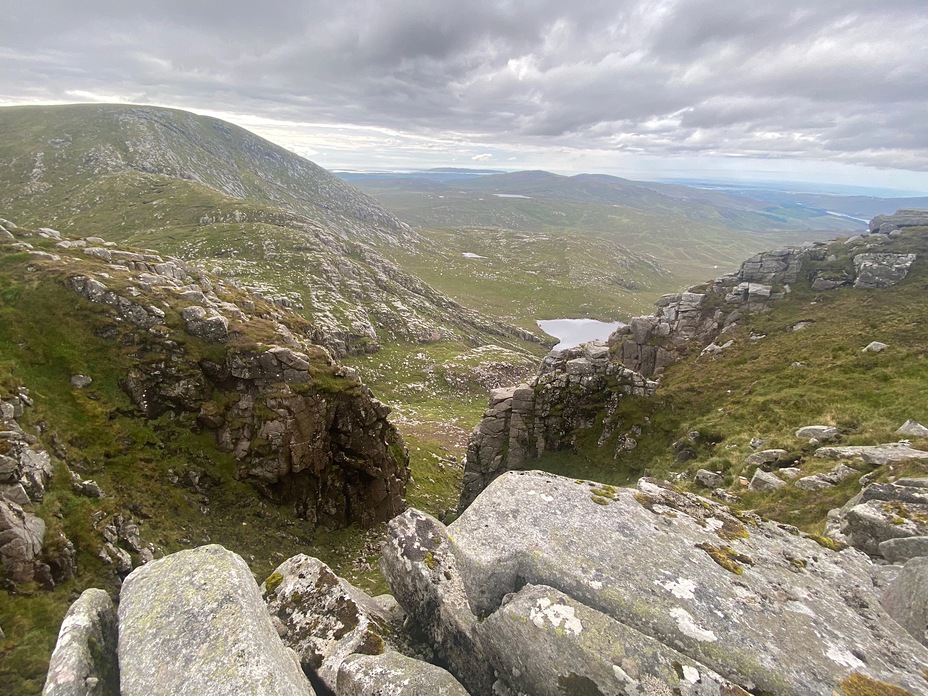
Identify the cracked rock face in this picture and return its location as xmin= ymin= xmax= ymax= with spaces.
xmin=261 ymin=554 xmax=390 ymax=691
xmin=459 ymin=343 xmax=657 ymax=510
xmin=384 ymin=471 xmax=928 ymax=695
xmin=0 ymin=498 xmax=46 ymax=583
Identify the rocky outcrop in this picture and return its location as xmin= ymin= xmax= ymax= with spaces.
xmin=459 ymin=343 xmax=657 ymax=509
xmin=609 ymin=215 xmax=922 ymax=376
xmin=261 ymin=554 xmax=390 ymax=691
xmin=608 ymin=248 xmax=799 ymax=376
xmin=1 ymin=389 xmax=53 ymax=505
xmin=214 ymin=350 xmax=407 ymax=527
xmin=853 ymin=252 xmax=918 ymax=289
xmin=42 ymin=589 xmax=119 ymax=696
xmin=51 ymin=228 xmax=411 ymax=529
xmin=0 ymin=498 xmax=46 ymax=584
xmin=869 ymin=208 xmax=928 ymax=233
xmin=826 ymin=477 xmax=928 ymax=558
xmin=118 ymin=545 xmax=314 ymax=696
xmin=385 ymin=471 xmax=928 ymax=695
xmin=0 ymin=388 xmax=80 ymax=587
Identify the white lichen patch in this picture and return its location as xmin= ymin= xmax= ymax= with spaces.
xmin=530 ymin=597 xmax=583 ymax=636
xmin=786 ymin=600 xmax=815 ymax=617
xmin=669 ymin=607 xmax=717 ymax=643
xmin=659 ymin=577 xmax=697 ymax=600
xmin=704 ymin=517 xmax=724 ymax=533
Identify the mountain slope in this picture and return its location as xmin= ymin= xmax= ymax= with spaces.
xmin=0 ymin=219 xmax=422 ymax=693
xmin=0 ymin=104 xmax=542 ymax=356
xmin=0 ymin=103 xmax=409 ymax=244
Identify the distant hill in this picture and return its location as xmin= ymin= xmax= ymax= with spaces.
xmin=347 ymin=168 xmax=860 ymax=327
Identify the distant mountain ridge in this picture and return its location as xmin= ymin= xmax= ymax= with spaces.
xmin=343 ymin=167 xmax=866 ymax=234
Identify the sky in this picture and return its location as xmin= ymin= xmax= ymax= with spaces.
xmin=3 ymin=1 xmax=928 ymax=193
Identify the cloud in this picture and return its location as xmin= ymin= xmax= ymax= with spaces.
xmin=2 ymin=1 xmax=928 ymax=177
xmin=472 ymin=153 xmax=494 ymax=161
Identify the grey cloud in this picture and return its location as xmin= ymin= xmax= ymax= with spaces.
xmin=1 ymin=0 xmax=927 ymax=171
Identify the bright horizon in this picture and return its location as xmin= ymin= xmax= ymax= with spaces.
xmin=4 ymin=2 xmax=928 ymax=196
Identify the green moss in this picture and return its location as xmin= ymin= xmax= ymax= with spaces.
xmin=356 ymin=629 xmax=385 ymax=656
xmin=696 ymin=542 xmax=753 ymax=575
xmin=839 ymin=673 xmax=917 ymax=695
xmin=883 ymin=501 xmax=928 ymax=525
xmin=806 ymin=534 xmax=844 ymax=551
xmin=590 ymin=485 xmax=617 ymax=500
xmin=716 ymin=517 xmax=750 ymax=541
xmin=423 ymin=551 xmax=437 ymax=570
xmin=557 ymin=673 xmax=605 ymax=696
xmin=634 ymin=492 xmax=658 ymax=512
xmin=591 ymin=495 xmax=610 ymax=506
xmin=262 ymin=571 xmax=284 ymax=595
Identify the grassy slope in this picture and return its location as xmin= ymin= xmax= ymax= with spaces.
xmin=0 ymin=237 xmax=407 ymax=693
xmin=529 ymin=228 xmax=928 ymax=531
xmin=361 ymin=185 xmax=842 ymax=330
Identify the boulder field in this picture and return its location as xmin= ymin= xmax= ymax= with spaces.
xmin=43 ymin=470 xmax=928 ymax=695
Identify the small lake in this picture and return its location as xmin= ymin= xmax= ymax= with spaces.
xmin=537 ymin=318 xmax=625 ymax=351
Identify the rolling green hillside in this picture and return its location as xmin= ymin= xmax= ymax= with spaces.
xmin=352 ymin=170 xmax=851 ymax=327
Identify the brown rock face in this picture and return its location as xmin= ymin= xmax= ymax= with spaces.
xmin=125 ymin=344 xmax=408 ymax=529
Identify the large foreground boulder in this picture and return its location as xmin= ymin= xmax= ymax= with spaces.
xmin=42 ymin=589 xmax=118 ymax=696
xmin=117 ymin=545 xmax=313 ymax=696
xmin=383 ymin=471 xmax=928 ymax=695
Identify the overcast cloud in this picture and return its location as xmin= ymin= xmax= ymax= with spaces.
xmin=2 ymin=1 xmax=928 ymax=188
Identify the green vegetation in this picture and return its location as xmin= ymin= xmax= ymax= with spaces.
xmin=695 ymin=542 xmax=754 ymax=575
xmin=358 ymin=174 xmax=845 ymax=331
xmin=0 ymin=241 xmax=393 ymax=693
xmin=523 ymin=228 xmax=928 ymax=532
xmin=840 ymin=673 xmax=919 ymax=696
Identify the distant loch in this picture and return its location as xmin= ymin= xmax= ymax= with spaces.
xmin=537 ymin=318 xmax=625 ymax=351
